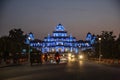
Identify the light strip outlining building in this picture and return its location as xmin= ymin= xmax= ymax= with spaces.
xmin=26 ymin=24 xmax=96 ymax=54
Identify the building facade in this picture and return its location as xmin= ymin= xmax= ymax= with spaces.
xmin=26 ymin=24 xmax=96 ymax=53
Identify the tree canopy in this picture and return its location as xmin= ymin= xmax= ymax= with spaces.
xmin=0 ymin=28 xmax=27 ymax=54
xmin=94 ymin=31 xmax=120 ymax=59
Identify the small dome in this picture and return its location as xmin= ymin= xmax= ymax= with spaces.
xmin=55 ymin=24 xmax=65 ymax=31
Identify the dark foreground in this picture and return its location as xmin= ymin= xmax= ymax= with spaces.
xmin=0 ymin=61 xmax=120 ymax=80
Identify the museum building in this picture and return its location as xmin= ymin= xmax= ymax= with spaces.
xmin=26 ymin=24 xmax=96 ymax=53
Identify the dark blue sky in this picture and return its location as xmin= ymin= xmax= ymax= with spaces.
xmin=0 ymin=0 xmax=120 ymax=40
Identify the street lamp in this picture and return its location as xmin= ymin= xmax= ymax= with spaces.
xmin=28 ymin=37 xmax=31 ymax=62
xmin=98 ymin=37 xmax=102 ymax=63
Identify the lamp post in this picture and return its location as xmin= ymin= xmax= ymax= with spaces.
xmin=98 ymin=37 xmax=102 ymax=63
xmin=28 ymin=37 xmax=31 ymax=62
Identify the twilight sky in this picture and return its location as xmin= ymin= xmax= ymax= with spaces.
xmin=0 ymin=0 xmax=120 ymax=40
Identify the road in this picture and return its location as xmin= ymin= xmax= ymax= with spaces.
xmin=0 ymin=60 xmax=120 ymax=80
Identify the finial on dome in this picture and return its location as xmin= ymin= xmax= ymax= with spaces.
xmin=55 ymin=23 xmax=65 ymax=31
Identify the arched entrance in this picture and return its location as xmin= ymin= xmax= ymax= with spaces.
xmin=58 ymin=48 xmax=62 ymax=52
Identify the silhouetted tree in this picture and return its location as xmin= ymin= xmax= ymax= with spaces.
xmin=94 ymin=31 xmax=116 ymax=58
xmin=0 ymin=36 xmax=11 ymax=61
xmin=115 ymin=34 xmax=120 ymax=59
xmin=0 ymin=28 xmax=28 ymax=59
xmin=9 ymin=28 xmax=26 ymax=53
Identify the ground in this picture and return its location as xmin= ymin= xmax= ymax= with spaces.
xmin=0 ymin=60 xmax=120 ymax=80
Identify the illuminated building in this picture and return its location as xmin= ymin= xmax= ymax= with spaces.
xmin=26 ymin=24 xmax=95 ymax=53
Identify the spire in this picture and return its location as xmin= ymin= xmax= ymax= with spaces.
xmin=55 ymin=24 xmax=65 ymax=31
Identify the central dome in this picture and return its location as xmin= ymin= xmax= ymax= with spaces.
xmin=55 ymin=24 xmax=65 ymax=31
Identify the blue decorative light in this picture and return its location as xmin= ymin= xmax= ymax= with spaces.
xmin=26 ymin=24 xmax=95 ymax=53
xmin=56 ymin=24 xmax=65 ymax=31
